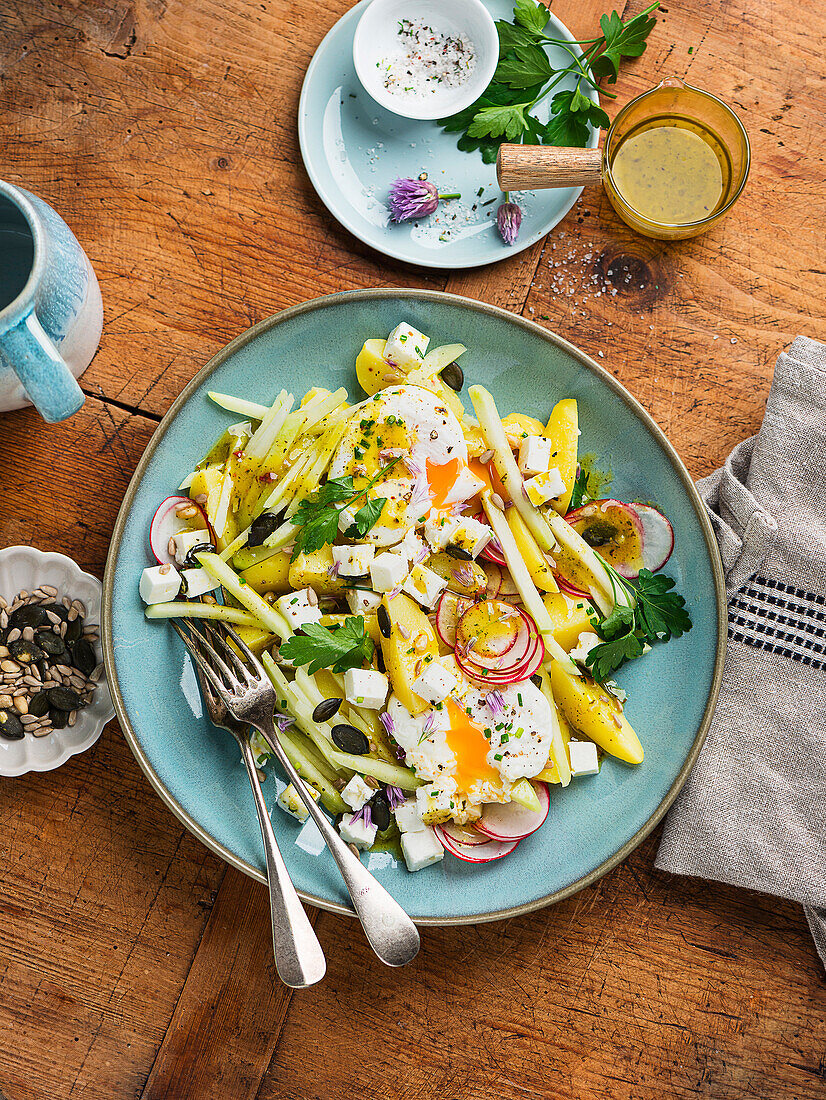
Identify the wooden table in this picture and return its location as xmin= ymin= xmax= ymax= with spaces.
xmin=1 ymin=0 xmax=824 ymax=1096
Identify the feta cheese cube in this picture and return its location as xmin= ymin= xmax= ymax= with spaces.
xmin=383 ymin=322 xmax=430 ymax=370
xmin=568 ymin=631 xmax=602 ymax=664
xmin=451 ymin=516 xmax=492 ymax=559
xmin=369 ymin=551 xmax=408 ymax=593
xmin=524 ymin=467 xmax=566 ymax=507
xmin=423 ymin=512 xmax=460 ymax=552
xmin=139 ymin=564 xmax=181 ymax=604
xmin=568 ymin=739 xmax=600 ymax=776
xmin=394 ymin=796 xmax=428 ymax=834
xmin=402 ymin=563 xmax=448 ymax=609
xmin=338 ymin=811 xmax=377 ymax=850
xmin=276 ymin=588 xmax=322 ymax=630
xmin=443 ymin=464 xmax=487 ymax=506
xmin=338 ymin=505 xmax=357 ymax=534
xmin=416 ymin=778 xmax=458 ymax=825
xmin=412 ymin=660 xmax=457 ymax=705
xmin=172 ymin=528 xmax=212 ymax=565
xmin=277 ymin=782 xmax=320 ymax=823
xmin=331 ymin=543 xmax=375 ymax=576
xmin=180 ymin=567 xmax=220 ymax=599
xmin=344 ymin=667 xmax=389 ymax=710
xmin=340 ymin=774 xmax=374 ymax=811
xmin=400 ymin=826 xmax=445 ymax=872
xmin=346 ymin=587 xmax=382 ymax=616
xmin=390 ymin=528 xmax=427 ymax=566
xmin=518 ymin=435 xmax=553 ymax=476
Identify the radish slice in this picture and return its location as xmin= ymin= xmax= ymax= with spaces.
xmin=555 ymin=574 xmax=589 ymax=599
xmin=455 ymin=600 xmax=524 ymax=668
xmin=435 ymin=591 xmax=473 ymax=648
xmin=455 ymin=607 xmax=545 ymax=684
xmin=150 ymin=495 xmax=215 ymax=565
xmin=439 ymin=821 xmax=489 ymax=847
xmin=476 ymin=783 xmax=549 ymax=842
xmin=483 ymin=563 xmax=502 ymax=599
xmin=565 ymin=499 xmax=645 ymax=579
xmin=473 ymin=513 xmax=507 ymax=565
xmin=632 ymin=504 xmax=675 ymax=572
xmin=434 ymin=824 xmax=520 ymax=863
xmin=497 ymin=568 xmax=520 ymax=599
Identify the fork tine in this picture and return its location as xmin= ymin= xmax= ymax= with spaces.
xmin=202 ymin=620 xmax=256 ymax=685
xmin=223 ymin=623 xmax=265 ymax=677
xmin=196 ymin=620 xmax=246 ymax=685
xmin=175 ymin=619 xmax=235 ymax=705
xmin=171 ymin=621 xmax=223 ymax=710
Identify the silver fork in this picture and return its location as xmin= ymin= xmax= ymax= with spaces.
xmin=172 ymin=621 xmax=327 ymax=989
xmin=178 ymin=618 xmax=421 ymax=968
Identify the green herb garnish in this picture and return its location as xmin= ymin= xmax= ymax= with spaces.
xmin=585 ymin=566 xmax=692 ymax=682
xmin=290 ymin=458 xmax=401 ymax=560
xmin=279 ymin=616 xmax=374 ymax=674
xmin=438 ymin=0 xmax=658 ymax=163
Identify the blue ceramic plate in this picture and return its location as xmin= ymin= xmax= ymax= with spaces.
xmin=103 ymin=291 xmax=725 ymax=925
xmin=297 ymin=0 xmax=599 ymax=269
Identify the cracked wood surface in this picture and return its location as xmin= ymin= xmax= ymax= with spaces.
xmin=0 ymin=0 xmax=825 ymax=1096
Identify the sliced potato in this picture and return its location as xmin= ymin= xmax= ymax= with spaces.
xmin=506 ymin=508 xmax=558 ymax=594
xmin=542 ymin=591 xmax=595 ymax=651
xmin=427 ymin=552 xmax=486 ymax=598
xmin=356 ymin=339 xmax=405 ymax=395
xmin=545 ymin=398 xmax=578 ymax=514
xmin=502 ymin=412 xmax=545 ymax=450
xmin=189 ymin=466 xmax=223 ymax=524
xmin=379 ymin=592 xmax=439 ymax=716
xmin=288 ymin=545 xmax=347 ymax=595
xmin=549 ymin=661 xmax=643 ymax=764
xmin=232 ymin=625 xmax=276 ymax=656
xmin=239 ymin=552 xmax=291 ymax=595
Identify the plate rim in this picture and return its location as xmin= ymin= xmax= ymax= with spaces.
xmin=296 ymin=0 xmax=600 ymax=270
xmin=102 ymin=288 xmax=727 ymax=926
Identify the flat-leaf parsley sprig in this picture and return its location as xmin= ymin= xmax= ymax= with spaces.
xmin=585 ymin=563 xmax=692 ymax=682
xmin=290 ymin=457 xmax=401 ymax=561
xmin=279 ymin=616 xmax=374 ymax=674
xmin=439 ymin=0 xmax=659 ymax=163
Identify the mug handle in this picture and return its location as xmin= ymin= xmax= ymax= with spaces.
xmin=2 ymin=310 xmax=85 ymax=423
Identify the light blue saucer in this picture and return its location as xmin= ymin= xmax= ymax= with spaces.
xmin=103 ymin=291 xmax=726 ymax=925
xmin=297 ymin=0 xmax=600 ymax=269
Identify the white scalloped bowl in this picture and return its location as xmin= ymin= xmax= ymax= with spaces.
xmin=0 ymin=546 xmax=114 ymax=776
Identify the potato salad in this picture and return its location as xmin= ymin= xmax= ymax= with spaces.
xmin=140 ymin=322 xmax=691 ymax=871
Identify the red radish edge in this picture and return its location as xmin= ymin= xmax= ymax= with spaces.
xmin=434 ymin=824 xmax=520 ymax=863
xmin=455 ymin=608 xmax=545 ymax=684
xmin=435 ymin=591 xmax=473 ymax=649
xmin=555 ymin=574 xmax=589 ymax=599
xmin=631 ymin=503 xmax=675 ymax=572
xmin=439 ymin=820 xmax=490 ymax=847
xmin=455 ymin=600 xmax=524 ymax=669
xmin=150 ymin=495 xmax=215 ymax=565
xmin=565 ymin=499 xmax=645 ymax=579
xmin=475 ymin=783 xmax=550 ymax=843
xmin=473 ymin=513 xmax=507 ymax=565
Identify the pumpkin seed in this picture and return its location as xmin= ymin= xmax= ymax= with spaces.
xmin=440 ymin=361 xmax=464 ymax=392
xmin=377 ymin=604 xmax=392 ymax=639
xmin=183 ymin=541 xmax=215 ymax=567
xmin=64 ymin=616 xmax=83 ymax=645
xmin=531 ymin=674 xmax=543 ymax=688
xmin=8 ymin=604 xmax=48 ymax=630
xmin=46 ymin=686 xmax=82 ymax=712
xmin=36 ymin=631 xmax=66 ymax=658
xmin=369 ymin=790 xmax=391 ymax=831
xmin=28 ymin=692 xmax=50 ymax=718
xmin=312 ymin=697 xmax=342 ymax=723
xmin=70 ymin=639 xmax=97 ymax=676
xmin=446 ymin=544 xmax=473 ymax=561
xmin=0 ymin=710 xmax=24 ymax=740
xmin=331 ymin=723 xmax=370 ymax=755
xmin=49 ymin=708 xmax=69 ymax=729
xmin=9 ymin=639 xmax=46 ymax=664
xmin=247 ymin=512 xmax=281 ymax=547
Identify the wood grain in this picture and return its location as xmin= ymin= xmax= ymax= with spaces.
xmin=0 ymin=0 xmax=824 ymax=1096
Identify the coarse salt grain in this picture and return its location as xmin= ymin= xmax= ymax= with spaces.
xmin=379 ymin=19 xmax=476 ymax=100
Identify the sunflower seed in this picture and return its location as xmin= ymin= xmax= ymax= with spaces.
xmin=20 ymin=714 xmax=38 ymax=725
xmin=13 ymin=696 xmax=27 ymax=715
xmin=480 ymin=449 xmax=494 ymax=464
xmin=90 ymin=664 xmax=104 ymax=683
xmin=0 ymin=695 xmax=12 ymax=709
xmin=45 ymin=610 xmax=61 ymax=625
xmin=0 ymin=660 xmax=20 ymax=674
xmin=41 ymin=585 xmax=58 ymax=597
xmin=6 ymin=628 xmax=20 ymax=643
xmin=68 ymin=710 xmax=78 ymax=727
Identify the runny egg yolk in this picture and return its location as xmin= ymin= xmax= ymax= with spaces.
xmin=426 ymin=456 xmax=461 ymax=510
xmin=444 ymin=698 xmax=500 ymax=792
xmin=468 ymin=457 xmax=507 ymax=501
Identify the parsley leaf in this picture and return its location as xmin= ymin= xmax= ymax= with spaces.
xmin=545 ymin=90 xmax=611 ymax=146
xmin=513 ymin=0 xmax=550 ymax=34
xmin=467 ymin=103 xmax=529 ymax=141
xmin=592 ymin=7 xmax=660 ymax=84
xmin=584 ymin=565 xmax=691 ymax=681
xmin=568 ymin=466 xmax=592 ymax=511
xmin=344 ymin=497 xmax=387 ymax=539
xmin=279 ymin=616 xmax=374 ymax=674
xmin=495 ymin=42 xmax=553 ymax=88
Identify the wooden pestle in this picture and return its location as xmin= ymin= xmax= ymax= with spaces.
xmin=496 ymin=144 xmax=604 ymax=190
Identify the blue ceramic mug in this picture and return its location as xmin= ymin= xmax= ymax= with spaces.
xmin=0 ymin=180 xmax=103 ymax=423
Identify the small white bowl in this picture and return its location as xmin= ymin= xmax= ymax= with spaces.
xmin=0 ymin=546 xmax=114 ymax=776
xmin=353 ymin=0 xmax=499 ymax=121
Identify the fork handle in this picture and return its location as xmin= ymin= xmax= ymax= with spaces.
xmin=257 ymin=721 xmax=420 ymax=968
xmin=238 ymin=737 xmax=327 ymax=988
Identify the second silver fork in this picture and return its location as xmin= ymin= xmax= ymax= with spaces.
xmin=180 ymin=618 xmax=421 ymax=969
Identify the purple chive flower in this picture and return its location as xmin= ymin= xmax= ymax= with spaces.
xmin=452 ymin=563 xmax=475 ymax=587
xmin=388 ymin=178 xmax=461 ymax=223
xmin=485 ymin=689 xmax=505 ymax=716
xmin=274 ymin=712 xmax=294 ymax=732
xmin=379 ymin=711 xmax=396 ymax=738
xmin=327 ymin=560 xmax=341 ymax=579
xmin=496 ymin=198 xmax=523 ymax=246
xmin=354 ymin=803 xmax=373 ymax=827
xmin=386 ymin=786 xmax=405 ymax=810
xmin=414 ymin=545 xmax=430 ymax=566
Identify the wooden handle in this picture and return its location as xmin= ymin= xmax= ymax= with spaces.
xmin=496 ymin=144 xmax=604 ymax=190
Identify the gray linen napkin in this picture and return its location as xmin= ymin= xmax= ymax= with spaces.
xmin=656 ymin=336 xmax=826 ymax=966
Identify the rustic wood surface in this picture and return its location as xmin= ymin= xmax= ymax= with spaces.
xmin=1 ymin=0 xmax=824 ymax=1096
